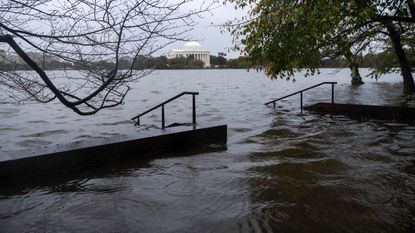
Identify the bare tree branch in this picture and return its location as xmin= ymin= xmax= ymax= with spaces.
xmin=0 ymin=0 xmax=214 ymax=115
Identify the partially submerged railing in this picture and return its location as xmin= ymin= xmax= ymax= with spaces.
xmin=265 ymin=82 xmax=337 ymax=112
xmin=131 ymin=92 xmax=198 ymax=128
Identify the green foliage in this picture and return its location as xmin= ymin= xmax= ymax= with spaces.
xmin=368 ymin=48 xmax=415 ymax=79
xmin=187 ymin=59 xmax=204 ymax=68
xmin=226 ymin=0 xmax=345 ymax=78
xmin=210 ymin=55 xmax=227 ymax=67
xmin=133 ymin=56 xmax=168 ymax=70
xmin=167 ymin=56 xmax=188 ymax=69
xmin=167 ymin=56 xmax=205 ymax=69
xmin=225 ymin=0 xmax=415 ymax=80
xmin=226 ymin=56 xmax=250 ymax=69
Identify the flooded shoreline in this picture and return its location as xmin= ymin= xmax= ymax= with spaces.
xmin=1 ymin=69 xmax=414 ymax=232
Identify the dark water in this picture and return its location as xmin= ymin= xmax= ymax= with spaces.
xmin=1 ymin=69 xmax=415 ymax=232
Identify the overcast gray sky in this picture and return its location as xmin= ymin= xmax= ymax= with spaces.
xmin=159 ymin=1 xmax=247 ymax=58
xmin=0 ymin=0 xmax=247 ymax=59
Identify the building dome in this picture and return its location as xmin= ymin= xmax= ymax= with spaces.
xmin=168 ymin=41 xmax=211 ymax=67
xmin=182 ymin=41 xmax=207 ymax=51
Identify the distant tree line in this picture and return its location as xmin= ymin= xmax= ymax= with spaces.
xmin=167 ymin=55 xmax=205 ymax=69
xmin=320 ymin=49 xmax=415 ymax=78
xmin=0 ymin=54 xmax=253 ymax=70
xmin=0 ymin=59 xmax=71 ymax=70
xmin=121 ymin=55 xmax=252 ymax=69
xmin=2 ymin=51 xmax=412 ymax=71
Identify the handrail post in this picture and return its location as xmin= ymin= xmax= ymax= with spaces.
xmin=300 ymin=91 xmax=303 ymax=113
xmin=161 ymin=105 xmax=165 ymax=129
xmin=192 ymin=94 xmax=196 ymax=125
xmin=131 ymin=91 xmax=199 ymax=128
xmin=265 ymin=81 xmax=337 ymax=112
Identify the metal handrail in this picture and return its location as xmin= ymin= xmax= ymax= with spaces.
xmin=265 ymin=82 xmax=337 ymax=112
xmin=131 ymin=91 xmax=199 ymax=128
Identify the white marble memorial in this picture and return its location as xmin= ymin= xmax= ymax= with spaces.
xmin=167 ymin=41 xmax=211 ymax=67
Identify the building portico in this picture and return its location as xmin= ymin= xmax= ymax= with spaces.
xmin=167 ymin=42 xmax=210 ymax=67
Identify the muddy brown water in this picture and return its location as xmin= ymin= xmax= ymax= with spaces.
xmin=1 ymin=69 xmax=414 ymax=232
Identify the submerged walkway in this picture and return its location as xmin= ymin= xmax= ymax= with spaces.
xmin=265 ymin=81 xmax=415 ymax=122
xmin=305 ymin=103 xmax=415 ymax=122
xmin=0 ymin=124 xmax=227 ymax=182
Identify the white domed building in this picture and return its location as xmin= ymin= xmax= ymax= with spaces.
xmin=167 ymin=41 xmax=211 ymax=67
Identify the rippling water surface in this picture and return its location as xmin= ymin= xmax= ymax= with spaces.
xmin=1 ymin=69 xmax=415 ymax=232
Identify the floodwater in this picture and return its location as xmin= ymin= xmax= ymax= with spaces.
xmin=1 ymin=69 xmax=414 ymax=232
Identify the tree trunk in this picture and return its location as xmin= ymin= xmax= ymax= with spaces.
xmin=386 ymin=24 xmax=415 ymax=94
xmin=350 ymin=61 xmax=364 ymax=85
xmin=345 ymin=49 xmax=364 ymax=85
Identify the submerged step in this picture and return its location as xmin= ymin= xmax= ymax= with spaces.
xmin=0 ymin=124 xmax=227 ymax=182
xmin=304 ymin=102 xmax=415 ymax=122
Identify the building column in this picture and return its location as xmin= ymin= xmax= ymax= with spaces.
xmin=207 ymin=54 xmax=210 ymax=67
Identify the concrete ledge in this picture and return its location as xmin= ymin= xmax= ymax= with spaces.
xmin=0 ymin=124 xmax=227 ymax=182
xmin=304 ymin=102 xmax=415 ymax=122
